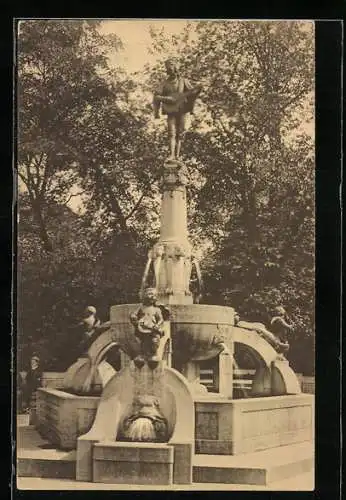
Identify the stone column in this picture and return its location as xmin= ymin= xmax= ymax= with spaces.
xmin=181 ymin=361 xmax=200 ymax=383
xmin=150 ymin=159 xmax=194 ymax=306
xmin=218 ymin=344 xmax=234 ymax=398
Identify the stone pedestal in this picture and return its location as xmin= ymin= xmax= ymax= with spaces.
xmin=93 ymin=442 xmax=174 ymax=485
xmin=181 ymin=361 xmax=200 ymax=382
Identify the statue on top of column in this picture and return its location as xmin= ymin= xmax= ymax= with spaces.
xmin=153 ymin=58 xmax=202 ymax=160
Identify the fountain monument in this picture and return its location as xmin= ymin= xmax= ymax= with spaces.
xmin=22 ymin=67 xmax=314 ymax=487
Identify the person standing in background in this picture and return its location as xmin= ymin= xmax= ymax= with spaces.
xmin=22 ymin=355 xmax=43 ymax=413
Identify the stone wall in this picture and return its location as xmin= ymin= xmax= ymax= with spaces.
xmin=41 ymin=372 xmax=65 ymax=389
xmin=21 ymin=371 xmax=315 ymax=395
xmin=19 ymin=371 xmax=65 ymax=389
xmin=296 ymin=375 xmax=315 ymax=394
xmin=301 ymin=377 xmax=315 ymax=394
xmin=195 ymin=394 xmax=314 ymax=455
xmin=36 ymin=388 xmax=99 ymax=450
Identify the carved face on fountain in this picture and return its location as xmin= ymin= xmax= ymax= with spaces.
xmin=119 ymin=395 xmax=168 ymax=443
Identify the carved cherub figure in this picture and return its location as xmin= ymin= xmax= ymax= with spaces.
xmin=130 ymin=288 xmax=170 ymax=368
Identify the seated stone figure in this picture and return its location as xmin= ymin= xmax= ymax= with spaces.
xmin=119 ymin=395 xmax=168 ymax=443
xmin=62 ymin=305 xmax=118 ymax=394
xmin=130 ymin=288 xmax=170 ymax=368
xmin=270 ymin=306 xmax=294 ymax=345
xmin=234 ymin=312 xmax=289 ymax=356
xmin=77 ymin=306 xmax=111 ymax=356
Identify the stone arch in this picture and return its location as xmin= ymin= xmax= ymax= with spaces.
xmin=79 ymin=365 xmax=135 ymax=442
xmin=163 ymin=367 xmax=194 ymax=444
xmin=62 ymin=357 xmax=92 ymax=394
xmin=62 ymin=329 xmax=122 ymax=394
xmin=79 ymin=364 xmax=194 ymax=444
xmin=233 ymin=327 xmax=278 ymax=367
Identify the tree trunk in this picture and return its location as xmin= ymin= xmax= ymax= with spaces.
xmin=32 ymin=202 xmax=53 ymax=252
xmin=245 ymin=191 xmax=258 ymax=245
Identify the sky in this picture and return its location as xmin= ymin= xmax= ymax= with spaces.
xmin=99 ymin=20 xmax=190 ymax=73
xmin=99 ymin=20 xmax=314 ymax=74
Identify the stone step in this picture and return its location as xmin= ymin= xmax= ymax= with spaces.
xmin=17 ymin=425 xmax=76 ymax=480
xmin=193 ymin=441 xmax=314 ymax=486
xmin=17 ymin=425 xmax=313 ymax=487
xmin=16 ymin=471 xmax=314 ymax=490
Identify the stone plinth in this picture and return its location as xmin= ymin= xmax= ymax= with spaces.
xmin=93 ymin=442 xmax=174 ymax=485
xmin=160 ymin=160 xmax=189 ymax=242
xmin=36 ymin=388 xmax=99 ymax=450
xmin=195 ymin=394 xmax=314 ymax=455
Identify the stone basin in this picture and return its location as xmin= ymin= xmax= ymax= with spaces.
xmin=109 ymin=304 xmax=235 ymax=363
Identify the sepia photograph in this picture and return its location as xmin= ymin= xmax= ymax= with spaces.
xmin=16 ymin=18 xmax=316 ymax=491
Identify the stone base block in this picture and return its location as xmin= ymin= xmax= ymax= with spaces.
xmin=195 ymin=394 xmax=314 ymax=455
xmin=36 ymin=388 xmax=99 ymax=450
xmin=195 ymin=439 xmax=233 ymax=455
xmin=17 ymin=425 xmax=76 ymax=480
xmin=17 ymin=457 xmax=76 ymax=480
xmin=93 ymin=442 xmax=174 ymax=485
xmin=172 ymin=442 xmax=193 ymax=484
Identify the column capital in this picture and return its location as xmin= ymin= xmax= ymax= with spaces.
xmin=162 ymin=159 xmax=189 ymax=189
